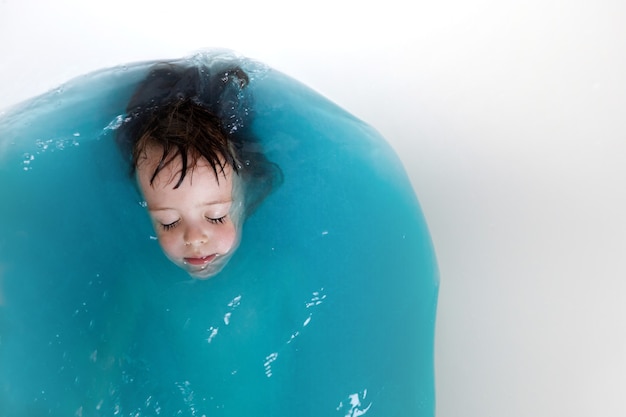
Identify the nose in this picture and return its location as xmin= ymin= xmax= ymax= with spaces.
xmin=184 ymin=223 xmax=208 ymax=246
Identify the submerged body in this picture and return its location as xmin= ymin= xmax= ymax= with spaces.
xmin=0 ymin=50 xmax=438 ymax=416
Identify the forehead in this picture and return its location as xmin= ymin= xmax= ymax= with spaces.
xmin=136 ymin=144 xmax=231 ymax=189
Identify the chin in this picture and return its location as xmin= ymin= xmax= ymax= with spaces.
xmin=188 ymin=268 xmax=221 ymax=280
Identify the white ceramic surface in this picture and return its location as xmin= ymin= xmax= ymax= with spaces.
xmin=2 ymin=1 xmax=625 ymax=415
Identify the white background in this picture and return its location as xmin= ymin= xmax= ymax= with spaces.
xmin=2 ymin=1 xmax=625 ymax=416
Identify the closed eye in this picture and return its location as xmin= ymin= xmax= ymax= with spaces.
xmin=161 ymin=220 xmax=180 ymax=231
xmin=206 ymin=215 xmax=227 ymax=225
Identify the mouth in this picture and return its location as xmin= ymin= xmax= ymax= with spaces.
xmin=184 ymin=254 xmax=217 ymax=266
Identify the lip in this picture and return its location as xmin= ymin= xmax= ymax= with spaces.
xmin=184 ymin=254 xmax=217 ymax=266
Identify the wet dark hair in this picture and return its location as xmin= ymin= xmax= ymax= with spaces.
xmin=116 ymin=59 xmax=282 ymax=217
xmin=132 ymin=98 xmax=238 ymax=189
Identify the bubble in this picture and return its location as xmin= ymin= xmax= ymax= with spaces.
xmin=35 ymin=139 xmax=52 ymax=152
xmin=22 ymin=152 xmax=34 ymax=170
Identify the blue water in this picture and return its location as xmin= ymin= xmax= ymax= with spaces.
xmin=0 ymin=51 xmax=438 ymax=416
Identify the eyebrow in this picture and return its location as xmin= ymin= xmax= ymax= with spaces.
xmin=148 ymin=199 xmax=233 ymax=212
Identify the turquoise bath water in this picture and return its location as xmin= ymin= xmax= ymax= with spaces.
xmin=0 ymin=51 xmax=438 ymax=416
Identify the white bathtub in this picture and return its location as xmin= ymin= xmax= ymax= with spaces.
xmin=2 ymin=1 xmax=626 ymax=416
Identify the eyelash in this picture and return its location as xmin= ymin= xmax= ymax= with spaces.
xmin=206 ymin=215 xmax=227 ymax=225
xmin=161 ymin=220 xmax=180 ymax=231
xmin=160 ymin=216 xmax=227 ymax=231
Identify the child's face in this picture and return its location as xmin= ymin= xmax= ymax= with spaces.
xmin=136 ymin=145 xmax=242 ymax=279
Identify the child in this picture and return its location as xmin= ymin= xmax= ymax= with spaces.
xmin=117 ymin=59 xmax=282 ymax=278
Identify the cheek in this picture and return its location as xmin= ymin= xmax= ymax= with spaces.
xmin=156 ymin=232 xmax=182 ymax=258
xmin=218 ymin=224 xmax=239 ymax=252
